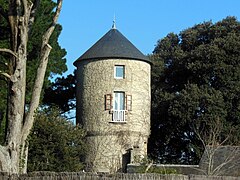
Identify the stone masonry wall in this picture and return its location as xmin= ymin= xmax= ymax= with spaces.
xmin=1 ymin=172 xmax=239 ymax=180
xmin=75 ymin=58 xmax=151 ymax=173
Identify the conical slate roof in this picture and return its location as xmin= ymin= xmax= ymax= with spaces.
xmin=74 ymin=28 xmax=150 ymax=66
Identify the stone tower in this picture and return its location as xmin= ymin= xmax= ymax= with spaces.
xmin=74 ymin=24 xmax=151 ymax=173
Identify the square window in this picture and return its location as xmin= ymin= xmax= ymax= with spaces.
xmin=114 ymin=65 xmax=125 ymax=79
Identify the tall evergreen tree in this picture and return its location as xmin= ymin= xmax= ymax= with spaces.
xmin=26 ymin=0 xmax=67 ymax=102
xmin=0 ymin=0 xmax=63 ymax=173
xmin=0 ymin=0 xmax=67 ymax=144
xmin=149 ymin=16 xmax=240 ymax=164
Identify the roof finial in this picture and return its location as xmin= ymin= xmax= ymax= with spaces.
xmin=112 ymin=14 xmax=116 ymax=29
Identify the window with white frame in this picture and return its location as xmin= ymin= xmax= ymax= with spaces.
xmin=114 ymin=65 xmax=125 ymax=79
xmin=104 ymin=92 xmax=132 ymax=122
xmin=114 ymin=92 xmax=125 ymax=110
xmin=113 ymin=91 xmax=125 ymax=122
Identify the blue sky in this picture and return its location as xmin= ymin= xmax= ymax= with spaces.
xmin=57 ymin=0 xmax=240 ymax=76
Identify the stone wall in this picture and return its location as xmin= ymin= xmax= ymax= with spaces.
xmin=127 ymin=164 xmax=200 ymax=175
xmin=0 ymin=172 xmax=239 ymax=180
xmin=75 ymin=58 xmax=151 ymax=173
xmin=127 ymin=150 xmax=240 ymax=177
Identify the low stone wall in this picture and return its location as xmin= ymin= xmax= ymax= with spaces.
xmin=0 ymin=172 xmax=239 ymax=180
xmin=127 ymin=164 xmax=200 ymax=175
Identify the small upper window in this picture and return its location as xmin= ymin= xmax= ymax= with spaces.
xmin=114 ymin=65 xmax=125 ymax=79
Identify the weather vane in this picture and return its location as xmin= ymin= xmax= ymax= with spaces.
xmin=112 ymin=14 xmax=116 ymax=29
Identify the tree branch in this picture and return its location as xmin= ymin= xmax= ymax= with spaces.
xmin=0 ymin=48 xmax=18 ymax=59
xmin=21 ymin=0 xmax=63 ymax=143
xmin=22 ymin=0 xmax=29 ymax=17
xmin=28 ymin=0 xmax=40 ymax=28
xmin=212 ymin=146 xmax=239 ymax=175
xmin=42 ymin=0 xmax=63 ymax=46
xmin=21 ymin=0 xmax=34 ymax=34
xmin=0 ymin=71 xmax=11 ymax=79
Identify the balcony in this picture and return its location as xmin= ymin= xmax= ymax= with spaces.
xmin=112 ymin=110 xmax=126 ymax=122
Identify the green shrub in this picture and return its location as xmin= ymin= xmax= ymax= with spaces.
xmin=134 ymin=165 xmax=178 ymax=174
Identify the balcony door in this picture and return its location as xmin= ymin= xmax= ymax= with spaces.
xmin=113 ymin=92 xmax=125 ymax=122
xmin=114 ymin=92 xmax=125 ymax=111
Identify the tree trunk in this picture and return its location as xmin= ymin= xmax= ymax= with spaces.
xmin=0 ymin=0 xmax=63 ymax=174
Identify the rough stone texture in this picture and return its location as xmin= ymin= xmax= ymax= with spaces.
xmin=127 ymin=164 xmax=200 ymax=175
xmin=1 ymin=172 xmax=239 ymax=180
xmin=75 ymin=58 xmax=151 ymax=173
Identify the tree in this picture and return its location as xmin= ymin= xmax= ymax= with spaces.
xmin=0 ymin=0 xmax=10 ymax=145
xmin=43 ymin=73 xmax=76 ymax=117
xmin=25 ymin=0 xmax=67 ymax=103
xmin=0 ymin=0 xmax=67 ymax=144
xmin=149 ymin=16 xmax=240 ymax=165
xmin=0 ymin=0 xmax=68 ymax=141
xmin=0 ymin=80 xmax=7 ymax=144
xmin=194 ymin=117 xmax=240 ymax=176
xmin=27 ymin=108 xmax=86 ymax=172
xmin=0 ymin=0 xmax=63 ymax=174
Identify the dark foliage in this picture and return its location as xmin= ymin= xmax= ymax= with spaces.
xmin=0 ymin=0 xmax=67 ymax=143
xmin=43 ymin=73 xmax=76 ymax=115
xmin=149 ymin=16 xmax=240 ymax=164
xmin=28 ymin=108 xmax=86 ymax=172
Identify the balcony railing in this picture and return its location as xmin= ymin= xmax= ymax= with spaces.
xmin=112 ymin=110 xmax=126 ymax=122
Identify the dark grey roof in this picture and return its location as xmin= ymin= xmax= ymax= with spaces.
xmin=74 ymin=28 xmax=151 ymax=66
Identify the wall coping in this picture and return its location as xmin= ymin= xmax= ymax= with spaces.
xmin=128 ymin=163 xmax=199 ymax=168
